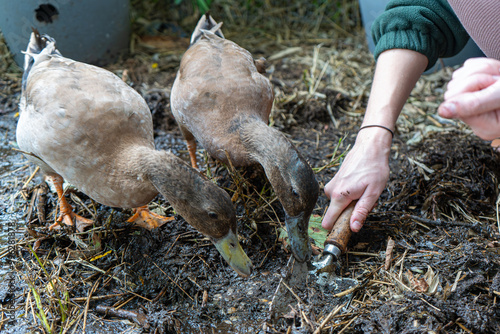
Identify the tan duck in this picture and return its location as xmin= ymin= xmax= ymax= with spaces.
xmin=17 ymin=30 xmax=253 ymax=277
xmin=170 ymin=15 xmax=319 ymax=262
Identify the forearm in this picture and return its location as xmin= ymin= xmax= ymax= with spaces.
xmin=362 ymin=49 xmax=429 ymax=131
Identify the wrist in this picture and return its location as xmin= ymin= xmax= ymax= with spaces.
xmin=359 ymin=124 xmax=394 ymax=138
xmin=355 ymin=125 xmax=393 ymax=149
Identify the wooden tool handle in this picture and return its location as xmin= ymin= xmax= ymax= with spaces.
xmin=325 ymin=201 xmax=357 ymax=253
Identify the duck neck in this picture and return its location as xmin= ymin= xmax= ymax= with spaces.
xmin=239 ymin=119 xmax=295 ymax=174
xmin=239 ymin=119 xmax=302 ymax=209
xmin=130 ymin=147 xmax=207 ymax=207
xmin=239 ymin=119 xmax=318 ymax=215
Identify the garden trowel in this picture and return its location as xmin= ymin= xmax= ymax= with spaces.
xmin=310 ymin=201 xmax=358 ymax=293
xmin=311 ymin=201 xmax=356 ymax=274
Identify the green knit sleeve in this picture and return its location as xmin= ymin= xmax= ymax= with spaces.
xmin=371 ymin=0 xmax=470 ymax=70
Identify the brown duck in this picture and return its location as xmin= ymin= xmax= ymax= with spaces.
xmin=16 ymin=30 xmax=253 ymax=277
xmin=170 ymin=15 xmax=319 ymax=262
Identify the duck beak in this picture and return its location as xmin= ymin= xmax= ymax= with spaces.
xmin=285 ymin=211 xmax=312 ymax=262
xmin=214 ymin=230 xmax=253 ymax=277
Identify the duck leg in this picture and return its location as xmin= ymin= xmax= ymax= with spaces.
xmin=48 ymin=174 xmax=94 ymax=232
xmin=179 ymin=126 xmax=198 ymax=169
xmin=186 ymin=139 xmax=198 ymax=169
xmin=126 ymin=205 xmax=174 ymax=230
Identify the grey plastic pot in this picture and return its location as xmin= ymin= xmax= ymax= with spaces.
xmin=359 ymin=0 xmax=484 ymax=72
xmin=0 ymin=0 xmax=130 ymax=67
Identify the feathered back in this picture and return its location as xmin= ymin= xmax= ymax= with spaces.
xmin=22 ymin=29 xmax=61 ymax=90
xmin=190 ymin=13 xmax=224 ymax=45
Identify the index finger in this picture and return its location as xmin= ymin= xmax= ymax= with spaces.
xmin=322 ymin=195 xmax=351 ymax=231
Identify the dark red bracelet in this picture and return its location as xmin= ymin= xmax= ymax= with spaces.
xmin=359 ymin=125 xmax=394 ymax=138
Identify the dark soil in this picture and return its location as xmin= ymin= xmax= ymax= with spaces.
xmin=2 ymin=9 xmax=500 ymax=334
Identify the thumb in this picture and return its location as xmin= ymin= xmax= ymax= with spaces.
xmin=440 ymin=80 xmax=500 ymax=119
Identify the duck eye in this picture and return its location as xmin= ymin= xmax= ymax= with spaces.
xmin=292 ymin=189 xmax=299 ymax=197
xmin=208 ymin=212 xmax=218 ymax=219
xmin=230 ymin=242 xmax=236 ymax=248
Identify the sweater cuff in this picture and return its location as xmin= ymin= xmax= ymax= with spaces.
xmin=373 ymin=30 xmax=439 ymax=71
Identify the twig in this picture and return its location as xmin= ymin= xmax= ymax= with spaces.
xmin=22 ymin=166 xmax=39 ymax=188
xmin=165 ymin=235 xmax=180 ymax=257
xmin=496 ymin=187 xmax=500 ymax=234
xmin=114 ymin=295 xmax=136 ymax=310
xmin=451 ymin=270 xmax=463 ymax=293
xmin=397 ymin=249 xmax=408 ymax=279
xmin=83 ymin=279 xmax=100 ymax=333
xmin=96 ymin=305 xmax=149 ymax=328
xmin=333 ymin=285 xmax=358 ymax=298
xmin=419 ymin=296 xmax=441 ymax=312
xmin=456 ymin=321 xmax=474 ymax=333
xmin=147 ymin=256 xmax=194 ymax=301
xmin=71 ymin=293 xmax=126 ymax=303
xmin=311 ymin=52 xmax=329 ymax=96
xmin=67 ymin=308 xmax=85 ymax=334
xmin=326 ymin=101 xmax=338 ymax=128
xmin=0 ymin=238 xmax=38 ymax=259
xmin=258 ymin=247 xmax=273 ymax=268
xmin=312 ymin=301 xmax=347 ymax=334
xmin=268 ymin=278 xmax=283 ymax=316
xmin=347 ymin=251 xmax=379 ymax=257
xmin=403 ymin=214 xmax=472 ymax=227
xmin=483 ymin=287 xmax=500 ymax=297
xmin=281 ymin=281 xmax=304 ymax=304
xmin=118 ymin=289 xmax=152 ymax=303
xmin=301 ymin=309 xmax=314 ymax=332
xmin=337 ymin=315 xmax=359 ymax=334
xmin=27 ymin=291 xmax=37 ymax=331
xmin=385 ymin=237 xmax=395 ymax=270
xmin=389 ymin=273 xmax=412 ymax=292
xmin=70 ymin=193 xmax=96 ymax=220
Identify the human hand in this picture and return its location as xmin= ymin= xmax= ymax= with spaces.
xmin=438 ymin=58 xmax=500 ymax=140
xmin=321 ymin=127 xmax=391 ymax=232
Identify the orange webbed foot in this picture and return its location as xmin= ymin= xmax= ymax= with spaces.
xmin=49 ymin=211 xmax=94 ymax=233
xmin=127 ymin=205 xmax=174 ymax=230
xmin=48 ymin=174 xmax=94 ymax=232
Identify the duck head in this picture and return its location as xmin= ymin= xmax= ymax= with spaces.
xmin=148 ymin=152 xmax=253 ymax=277
xmin=268 ymin=149 xmax=319 ymax=262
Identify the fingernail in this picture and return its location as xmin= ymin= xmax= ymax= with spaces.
xmin=440 ymin=103 xmax=457 ymax=117
xmin=321 ymin=220 xmax=331 ymax=230
xmin=352 ymin=220 xmax=362 ymax=232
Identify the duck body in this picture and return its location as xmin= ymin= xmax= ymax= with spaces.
xmin=171 ymin=29 xmax=273 ymax=166
xmin=19 ymin=53 xmax=158 ymax=208
xmin=16 ymin=31 xmax=253 ymax=277
xmin=171 ymin=15 xmax=319 ymax=262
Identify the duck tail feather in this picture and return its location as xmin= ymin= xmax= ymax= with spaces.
xmin=22 ymin=28 xmax=61 ymax=90
xmin=190 ymin=13 xmax=224 ymax=45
